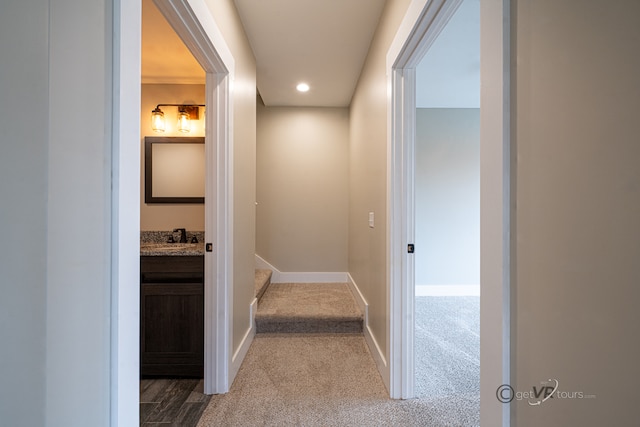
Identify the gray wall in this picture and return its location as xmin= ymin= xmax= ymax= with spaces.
xmin=256 ymin=102 xmax=349 ymax=272
xmin=1 ymin=0 xmax=114 ymax=424
xmin=204 ymin=0 xmax=258 ymax=356
xmin=513 ymin=0 xmax=640 ymax=424
xmin=349 ymin=0 xmax=413 ymax=372
xmin=0 ymin=1 xmax=49 ymax=425
xmin=415 ymin=108 xmax=479 ymax=286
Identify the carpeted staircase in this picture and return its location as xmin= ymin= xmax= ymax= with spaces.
xmin=253 ymin=270 xmax=363 ymax=334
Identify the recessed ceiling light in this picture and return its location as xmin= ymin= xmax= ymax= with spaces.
xmin=296 ymin=83 xmax=310 ymax=92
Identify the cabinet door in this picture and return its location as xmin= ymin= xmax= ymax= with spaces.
xmin=140 ymin=283 xmax=203 ymax=377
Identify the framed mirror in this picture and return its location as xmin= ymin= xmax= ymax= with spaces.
xmin=144 ymin=136 xmax=205 ymax=204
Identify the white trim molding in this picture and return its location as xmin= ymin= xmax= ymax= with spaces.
xmin=276 ymin=272 xmax=348 ymax=283
xmin=387 ymin=65 xmax=416 ymax=400
xmin=415 ymin=285 xmax=480 ymax=297
xmin=480 ymin=0 xmax=512 ymax=425
xmin=347 ymin=274 xmax=389 ymax=392
xmin=386 ymin=0 xmax=464 ymax=399
xmin=230 ymin=298 xmax=257 ymax=381
xmin=110 ymin=0 xmax=142 ymax=424
xmin=386 ymin=0 xmax=466 ymax=400
xmin=152 ymin=0 xmax=235 ymax=396
xmin=255 ymin=254 xmax=348 ymax=283
xmin=254 ymin=254 xmax=273 ymax=271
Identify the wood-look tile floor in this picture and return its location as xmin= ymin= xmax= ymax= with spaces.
xmin=140 ymin=379 xmax=211 ymax=426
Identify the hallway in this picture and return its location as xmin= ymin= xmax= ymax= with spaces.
xmin=139 ymin=282 xmax=479 ymax=426
xmin=197 ymin=333 xmax=479 ymax=426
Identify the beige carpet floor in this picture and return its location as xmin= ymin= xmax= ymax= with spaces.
xmin=196 ymin=333 xmax=479 ymax=427
xmin=255 ymin=283 xmax=363 ymax=333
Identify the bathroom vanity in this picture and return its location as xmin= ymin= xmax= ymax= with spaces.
xmin=140 ymin=244 xmax=204 ymax=377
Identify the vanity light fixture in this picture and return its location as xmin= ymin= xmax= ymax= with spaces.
xmin=150 ymin=104 xmax=205 ymax=133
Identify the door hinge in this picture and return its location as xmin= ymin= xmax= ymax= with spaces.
xmin=408 ymin=244 xmax=415 ymax=254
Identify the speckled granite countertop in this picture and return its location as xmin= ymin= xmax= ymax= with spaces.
xmin=140 ymin=242 xmax=205 ymax=256
xmin=140 ymin=230 xmax=205 ymax=256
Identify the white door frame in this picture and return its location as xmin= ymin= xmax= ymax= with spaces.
xmin=152 ymin=0 xmax=236 ymax=396
xmin=110 ymin=0 xmax=235 ymax=423
xmin=110 ymin=1 xmax=142 ymax=423
xmin=387 ymin=0 xmax=511 ymax=425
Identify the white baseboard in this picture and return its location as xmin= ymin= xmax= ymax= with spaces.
xmin=255 ymin=254 xmax=348 ymax=283
xmin=347 ymin=274 xmax=389 ymax=392
xmin=276 ymin=271 xmax=348 ymax=283
xmin=346 ymin=273 xmax=367 ymax=318
xmin=254 ymin=253 xmax=274 ymax=271
xmin=230 ymin=297 xmax=257 ymax=383
xmin=416 ymin=284 xmax=480 ymax=296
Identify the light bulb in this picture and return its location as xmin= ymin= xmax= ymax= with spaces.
xmin=178 ymin=110 xmax=190 ymax=133
xmin=151 ymin=107 xmax=165 ymax=132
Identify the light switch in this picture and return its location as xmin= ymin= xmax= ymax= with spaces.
xmin=369 ymin=212 xmax=375 ymax=228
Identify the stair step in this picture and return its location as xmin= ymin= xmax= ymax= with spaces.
xmin=255 ymin=269 xmax=272 ymax=302
xmin=255 ymin=283 xmax=363 ymax=334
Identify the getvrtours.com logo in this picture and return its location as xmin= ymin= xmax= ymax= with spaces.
xmin=496 ymin=379 xmax=596 ymax=406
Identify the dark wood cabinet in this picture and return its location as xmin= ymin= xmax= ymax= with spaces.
xmin=140 ymin=255 xmax=204 ymax=377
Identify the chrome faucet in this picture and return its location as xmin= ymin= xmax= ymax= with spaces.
xmin=173 ymin=228 xmax=187 ymax=243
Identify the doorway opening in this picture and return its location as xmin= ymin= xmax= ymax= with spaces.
xmin=387 ymin=0 xmax=511 ymax=425
xmin=111 ymin=0 xmax=235 ymax=423
xmin=145 ymin=0 xmax=235 ymax=396
xmin=413 ymin=0 xmax=480 ymax=414
xmin=140 ymin=1 xmax=208 ymax=422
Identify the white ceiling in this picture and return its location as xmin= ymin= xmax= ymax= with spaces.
xmin=233 ymin=0 xmax=386 ymax=107
xmin=141 ymin=0 xmax=479 ymax=108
